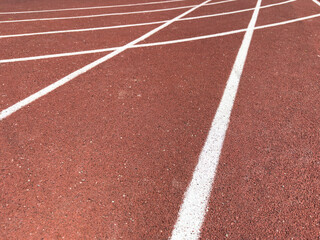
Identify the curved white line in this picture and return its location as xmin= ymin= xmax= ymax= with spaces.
xmin=0 ymin=21 xmax=166 ymax=39
xmin=0 ymin=0 xmax=186 ymax=15
xmin=182 ymin=0 xmax=295 ymax=20
xmin=0 ymin=0 xmax=235 ymax=24
xmin=0 ymin=0 xmax=295 ymax=39
xmin=1 ymin=13 xmax=319 ymax=64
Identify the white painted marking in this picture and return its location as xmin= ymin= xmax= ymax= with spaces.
xmin=0 ymin=48 xmax=119 ymax=63
xmin=138 ymin=28 xmax=246 ymax=46
xmin=0 ymin=0 xmax=186 ymax=15
xmin=0 ymin=0 xmax=235 ymax=24
xmin=312 ymin=0 xmax=320 ymax=7
xmin=2 ymin=12 xmax=319 ymax=64
xmin=0 ymin=21 xmax=166 ymax=39
xmin=138 ymin=12 xmax=320 ymax=46
xmin=170 ymin=0 xmax=262 ymax=239
xmin=182 ymin=0 xmax=294 ymax=20
xmin=254 ymin=12 xmax=320 ymax=29
xmin=0 ymin=0 xmax=212 ymax=121
xmin=0 ymin=0 xmax=295 ymax=39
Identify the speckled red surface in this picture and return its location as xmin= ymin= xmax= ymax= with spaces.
xmin=201 ymin=0 xmax=320 ymax=239
xmin=1 ymin=0 xmax=320 ymax=239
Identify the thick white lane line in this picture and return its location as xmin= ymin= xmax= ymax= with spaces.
xmin=312 ymin=0 xmax=320 ymax=7
xmin=0 ymin=0 xmax=186 ymax=15
xmin=0 ymin=0 xmax=295 ymax=39
xmin=0 ymin=0 xmax=212 ymax=121
xmin=1 ymin=12 xmax=319 ymax=64
xmin=0 ymin=0 xmax=234 ymax=24
xmin=170 ymin=0 xmax=262 ymax=239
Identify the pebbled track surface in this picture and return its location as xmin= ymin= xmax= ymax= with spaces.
xmin=0 ymin=0 xmax=319 ymax=239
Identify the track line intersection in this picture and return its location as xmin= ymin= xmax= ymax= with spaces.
xmin=1 ymin=0 xmax=319 ymax=239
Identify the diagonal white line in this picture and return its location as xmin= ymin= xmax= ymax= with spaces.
xmin=0 ymin=0 xmax=212 ymax=121
xmin=0 ymin=0 xmax=235 ymax=24
xmin=170 ymin=0 xmax=262 ymax=239
xmin=0 ymin=0 xmax=295 ymax=39
xmin=0 ymin=20 xmax=166 ymax=39
xmin=0 ymin=0 xmax=186 ymax=15
xmin=312 ymin=0 xmax=320 ymax=7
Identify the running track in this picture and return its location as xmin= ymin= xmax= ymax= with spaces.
xmin=0 ymin=0 xmax=319 ymax=239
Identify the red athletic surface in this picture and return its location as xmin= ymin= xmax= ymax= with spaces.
xmin=1 ymin=0 xmax=319 ymax=239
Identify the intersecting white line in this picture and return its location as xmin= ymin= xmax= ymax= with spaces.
xmin=0 ymin=0 xmax=186 ymax=15
xmin=0 ymin=0 xmax=235 ymax=24
xmin=0 ymin=0 xmax=295 ymax=39
xmin=1 ymin=12 xmax=319 ymax=64
xmin=0 ymin=0 xmax=212 ymax=121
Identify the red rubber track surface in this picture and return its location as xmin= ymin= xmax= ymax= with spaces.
xmin=202 ymin=1 xmax=320 ymax=238
xmin=0 ymin=0 xmax=319 ymax=239
xmin=0 ymin=0 xmax=199 ymax=12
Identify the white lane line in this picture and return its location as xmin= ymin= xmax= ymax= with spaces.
xmin=0 ymin=0 xmax=212 ymax=121
xmin=138 ymin=12 xmax=320 ymax=46
xmin=0 ymin=0 xmax=295 ymax=39
xmin=1 ymin=12 xmax=319 ymax=64
xmin=183 ymin=0 xmax=294 ymax=20
xmin=254 ymin=12 xmax=320 ymax=29
xmin=0 ymin=0 xmax=186 ymax=15
xmin=312 ymin=0 xmax=320 ymax=7
xmin=0 ymin=0 xmax=235 ymax=24
xmin=0 ymin=21 xmax=166 ymax=39
xmin=170 ymin=0 xmax=262 ymax=239
xmin=0 ymin=48 xmax=117 ymax=63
